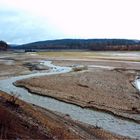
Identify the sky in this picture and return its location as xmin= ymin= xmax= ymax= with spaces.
xmin=0 ymin=0 xmax=140 ymax=44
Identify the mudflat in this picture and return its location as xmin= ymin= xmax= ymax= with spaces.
xmin=16 ymin=66 xmax=140 ymax=123
xmin=1 ymin=51 xmax=140 ymax=139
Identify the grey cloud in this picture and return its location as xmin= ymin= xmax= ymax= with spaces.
xmin=0 ymin=8 xmax=62 ymax=44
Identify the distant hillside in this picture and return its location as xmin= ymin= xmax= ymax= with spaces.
xmin=11 ymin=39 xmax=140 ymax=51
xmin=0 ymin=40 xmax=9 ymax=51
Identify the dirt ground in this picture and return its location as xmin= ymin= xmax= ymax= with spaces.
xmin=0 ymin=91 xmax=129 ymax=140
xmin=52 ymin=59 xmax=140 ymax=70
xmin=16 ymin=67 xmax=140 ymax=123
xmin=1 ymin=51 xmax=140 ymax=139
xmin=0 ymin=64 xmax=31 ymax=79
xmin=0 ymin=53 xmax=35 ymax=79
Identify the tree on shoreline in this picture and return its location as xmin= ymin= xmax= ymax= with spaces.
xmin=0 ymin=40 xmax=8 ymax=51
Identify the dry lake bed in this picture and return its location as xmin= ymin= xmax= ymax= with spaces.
xmin=0 ymin=51 xmax=140 ymax=139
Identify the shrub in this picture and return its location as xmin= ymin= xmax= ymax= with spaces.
xmin=6 ymin=92 xmax=20 ymax=108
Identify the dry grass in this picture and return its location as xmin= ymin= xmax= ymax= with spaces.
xmin=0 ymin=92 xmax=51 ymax=139
xmin=37 ymin=51 xmax=140 ymax=61
xmin=0 ymin=92 xmax=81 ymax=139
xmin=0 ymin=104 xmax=49 ymax=139
xmin=0 ymin=91 xmax=129 ymax=140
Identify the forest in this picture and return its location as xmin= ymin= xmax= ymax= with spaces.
xmin=10 ymin=39 xmax=140 ymax=51
xmin=0 ymin=41 xmax=9 ymax=51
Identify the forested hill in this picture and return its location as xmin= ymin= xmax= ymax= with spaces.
xmin=12 ymin=39 xmax=140 ymax=51
xmin=0 ymin=40 xmax=9 ymax=51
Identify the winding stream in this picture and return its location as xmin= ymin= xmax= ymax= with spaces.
xmin=0 ymin=61 xmax=140 ymax=139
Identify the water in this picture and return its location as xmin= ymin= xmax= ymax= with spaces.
xmin=0 ymin=61 xmax=140 ymax=139
xmin=134 ymin=77 xmax=140 ymax=92
xmin=88 ymin=65 xmax=114 ymax=70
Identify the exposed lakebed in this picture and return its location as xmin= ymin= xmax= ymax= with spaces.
xmin=0 ymin=60 xmax=140 ymax=139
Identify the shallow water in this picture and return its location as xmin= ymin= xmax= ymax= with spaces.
xmin=134 ymin=78 xmax=140 ymax=92
xmin=0 ymin=61 xmax=140 ymax=139
xmin=88 ymin=65 xmax=114 ymax=70
xmin=101 ymin=52 xmax=140 ymax=57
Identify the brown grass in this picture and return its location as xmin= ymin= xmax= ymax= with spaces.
xmin=0 ymin=104 xmax=50 ymax=139
xmin=0 ymin=91 xmax=131 ymax=140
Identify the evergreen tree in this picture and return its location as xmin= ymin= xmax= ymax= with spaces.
xmin=0 ymin=40 xmax=8 ymax=51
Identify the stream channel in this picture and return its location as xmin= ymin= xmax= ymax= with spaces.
xmin=0 ymin=60 xmax=140 ymax=139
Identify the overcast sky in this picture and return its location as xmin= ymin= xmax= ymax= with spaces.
xmin=0 ymin=0 xmax=140 ymax=44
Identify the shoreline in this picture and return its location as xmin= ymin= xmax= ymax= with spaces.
xmin=0 ymin=52 xmax=140 ymax=139
xmin=14 ymin=82 xmax=140 ymax=124
xmin=0 ymin=91 xmax=130 ymax=140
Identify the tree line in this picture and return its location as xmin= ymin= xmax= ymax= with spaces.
xmin=0 ymin=40 xmax=9 ymax=51
xmin=15 ymin=39 xmax=140 ymax=51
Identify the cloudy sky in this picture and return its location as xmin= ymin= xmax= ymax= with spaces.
xmin=0 ymin=0 xmax=140 ymax=44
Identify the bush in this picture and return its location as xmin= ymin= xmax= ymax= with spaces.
xmin=6 ymin=92 xmax=20 ymax=108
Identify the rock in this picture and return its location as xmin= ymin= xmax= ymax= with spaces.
xmin=33 ymin=64 xmax=49 ymax=70
xmin=72 ymin=65 xmax=88 ymax=71
xmin=23 ymin=62 xmax=49 ymax=71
